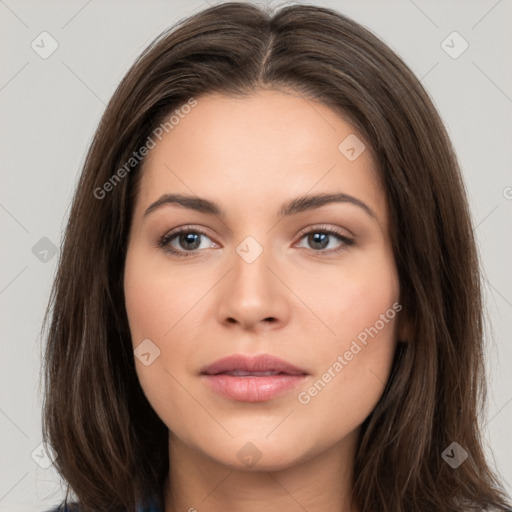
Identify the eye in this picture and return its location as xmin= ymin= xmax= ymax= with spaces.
xmin=157 ymin=226 xmax=217 ymax=257
xmin=295 ymin=226 xmax=354 ymax=254
xmin=157 ymin=225 xmax=354 ymax=258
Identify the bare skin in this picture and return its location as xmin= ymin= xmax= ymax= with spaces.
xmin=124 ymin=88 xmax=404 ymax=512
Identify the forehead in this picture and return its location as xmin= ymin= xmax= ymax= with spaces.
xmin=136 ymin=88 xmax=386 ymax=224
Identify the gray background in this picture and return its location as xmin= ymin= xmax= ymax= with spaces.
xmin=1 ymin=0 xmax=511 ymax=510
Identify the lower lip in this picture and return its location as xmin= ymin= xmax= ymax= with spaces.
xmin=202 ymin=374 xmax=307 ymax=402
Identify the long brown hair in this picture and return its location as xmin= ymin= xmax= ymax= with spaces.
xmin=41 ymin=2 xmax=512 ymax=511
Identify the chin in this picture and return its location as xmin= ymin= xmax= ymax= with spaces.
xmin=188 ymin=432 xmax=316 ymax=473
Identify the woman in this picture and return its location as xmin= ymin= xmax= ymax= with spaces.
xmin=42 ymin=2 xmax=512 ymax=511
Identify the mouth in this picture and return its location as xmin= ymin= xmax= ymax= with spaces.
xmin=200 ymin=354 xmax=308 ymax=402
xmin=212 ymin=370 xmax=297 ymax=376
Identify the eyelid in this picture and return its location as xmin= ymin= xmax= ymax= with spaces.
xmin=164 ymin=224 xmax=212 ymax=236
xmin=295 ymin=223 xmax=354 ymax=240
xmin=162 ymin=224 xmax=217 ymax=241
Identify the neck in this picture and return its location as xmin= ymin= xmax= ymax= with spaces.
xmin=163 ymin=429 xmax=360 ymax=512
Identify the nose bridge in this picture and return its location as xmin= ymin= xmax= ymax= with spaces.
xmin=231 ymin=235 xmax=275 ymax=302
xmin=217 ymin=234 xmax=290 ymax=328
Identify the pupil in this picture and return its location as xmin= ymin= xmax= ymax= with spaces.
xmin=309 ymin=232 xmax=328 ymax=250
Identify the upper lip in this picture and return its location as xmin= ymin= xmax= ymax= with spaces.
xmin=200 ymin=354 xmax=308 ymax=376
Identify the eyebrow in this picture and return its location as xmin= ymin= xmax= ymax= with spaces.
xmin=143 ymin=192 xmax=377 ymax=220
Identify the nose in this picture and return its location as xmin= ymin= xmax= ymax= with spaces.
xmin=216 ymin=244 xmax=291 ymax=332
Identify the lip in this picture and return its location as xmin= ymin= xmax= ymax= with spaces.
xmin=200 ymin=354 xmax=308 ymax=402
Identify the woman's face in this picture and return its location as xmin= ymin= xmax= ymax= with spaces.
xmin=124 ymin=88 xmax=401 ymax=470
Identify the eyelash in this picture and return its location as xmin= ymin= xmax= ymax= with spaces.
xmin=157 ymin=225 xmax=355 ymax=258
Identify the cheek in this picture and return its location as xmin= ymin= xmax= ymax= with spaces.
xmin=290 ymin=251 xmax=400 ymax=432
xmin=123 ymin=246 xmax=204 ymax=343
xmin=297 ymin=318 xmax=399 ymax=445
xmin=123 ymin=247 xmax=191 ymax=402
xmin=123 ymin=245 xmax=221 ymax=425
xmin=292 ymin=333 xmax=397 ymax=458
xmin=287 ymin=246 xmax=400 ymax=356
